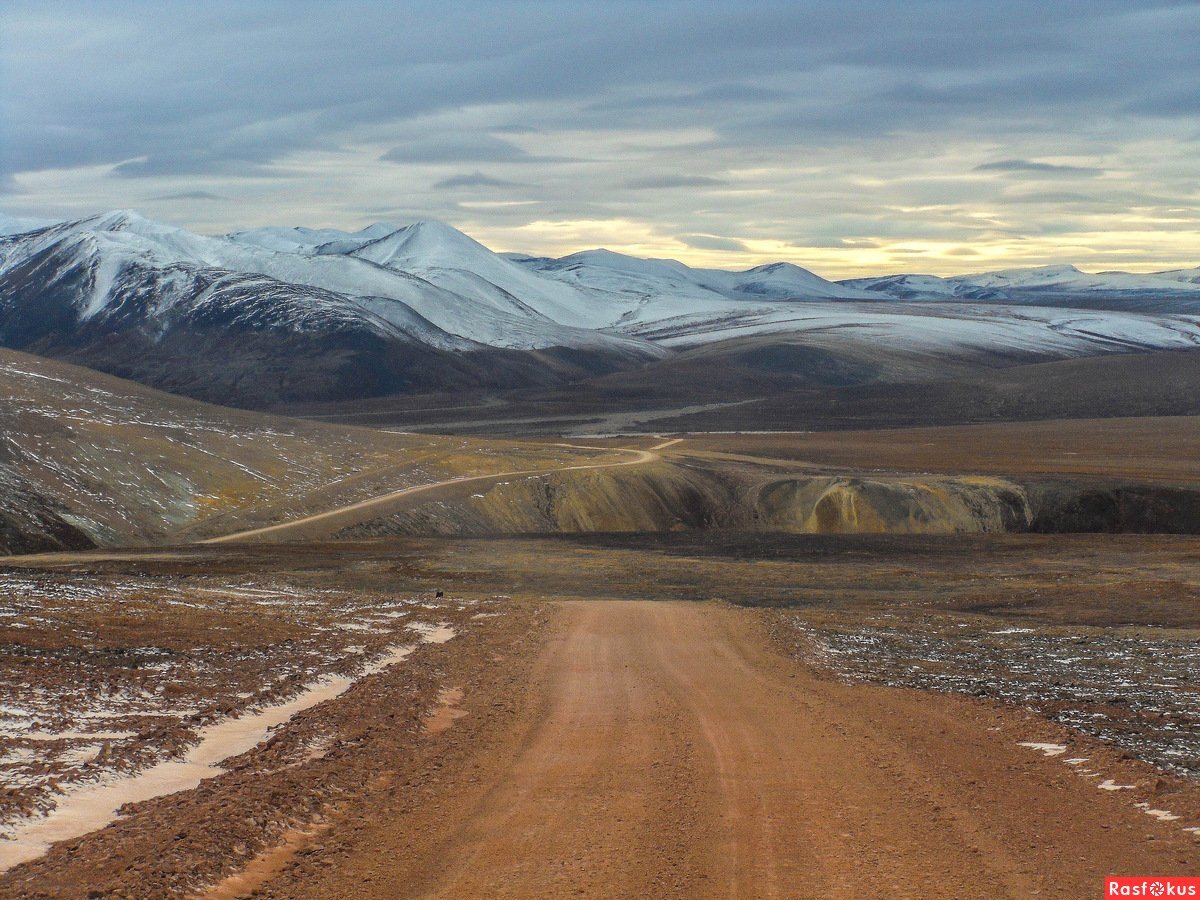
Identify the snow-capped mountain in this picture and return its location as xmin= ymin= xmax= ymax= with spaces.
xmin=226 ymin=222 xmax=399 ymax=254
xmin=0 ymin=211 xmax=658 ymax=352
xmin=512 ymin=248 xmax=1200 ymax=350
xmin=312 ymin=220 xmax=616 ymax=330
xmin=1142 ymin=266 xmax=1200 ymax=287
xmin=0 ymin=211 xmax=657 ymax=405
xmin=233 ymin=219 xmax=608 ymax=329
xmin=508 ymin=247 xmax=882 ymax=341
xmin=521 ymin=248 xmax=874 ymax=304
xmin=844 ymin=264 xmax=1200 ymax=303
xmin=0 ymin=210 xmax=459 ymax=347
xmin=837 ymin=273 xmax=964 ymax=300
xmin=1 ymin=208 xmax=1199 ymax=407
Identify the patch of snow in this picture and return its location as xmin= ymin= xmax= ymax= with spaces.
xmin=1018 ymin=741 xmax=1069 ymax=757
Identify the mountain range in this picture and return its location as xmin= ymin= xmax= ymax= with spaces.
xmin=1 ymin=210 xmax=1198 ymax=407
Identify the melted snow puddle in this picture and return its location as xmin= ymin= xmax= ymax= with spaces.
xmin=423 ymin=687 xmax=467 ymax=736
xmin=406 ymin=622 xmax=456 ymax=644
xmin=1135 ymin=803 xmax=1181 ymax=822
xmin=0 ymin=626 xmax=456 ymax=872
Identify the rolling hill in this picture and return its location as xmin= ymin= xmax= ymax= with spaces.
xmin=0 ymin=347 xmax=599 ymax=552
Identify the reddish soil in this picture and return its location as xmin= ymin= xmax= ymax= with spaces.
xmin=249 ymin=601 xmax=1199 ymax=899
xmin=2 ymin=526 xmax=1198 ymax=896
xmin=678 ymin=416 xmax=1200 ymax=483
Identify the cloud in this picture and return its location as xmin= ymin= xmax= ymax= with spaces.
xmin=145 ymin=190 xmax=224 ymax=201
xmin=1 ymin=1 xmax=1198 ymax=273
xmin=625 ymin=175 xmax=726 ymax=190
xmin=382 ymin=135 xmax=531 ymax=164
xmin=800 ymin=236 xmax=884 ymax=249
xmin=677 ymin=233 xmax=748 ymax=252
xmin=999 ymin=191 xmax=1101 ymax=204
xmin=588 ymin=82 xmax=788 ymax=112
xmin=432 ymin=172 xmax=523 ymax=190
xmin=5 ymin=1 xmax=1172 ymax=180
xmin=975 ymin=159 xmax=1103 ymax=176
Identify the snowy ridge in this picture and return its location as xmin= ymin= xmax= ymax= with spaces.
xmin=1153 ymin=267 xmax=1200 ymax=286
xmin=845 ymin=264 xmax=1200 ymax=301
xmin=0 ymin=212 xmax=651 ymax=354
xmin=0 ymin=211 xmax=453 ymax=346
xmin=1 ymin=209 xmax=1198 ymax=378
xmin=311 ymin=220 xmax=619 ymax=330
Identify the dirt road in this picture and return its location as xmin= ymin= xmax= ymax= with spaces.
xmin=256 ymin=601 xmax=1198 ymax=898
xmin=203 ymin=441 xmax=678 ymax=544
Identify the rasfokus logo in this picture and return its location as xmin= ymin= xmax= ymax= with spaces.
xmin=1107 ymin=877 xmax=1200 ymax=896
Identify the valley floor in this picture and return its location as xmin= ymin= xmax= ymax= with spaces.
xmin=0 ymin=534 xmax=1198 ymax=897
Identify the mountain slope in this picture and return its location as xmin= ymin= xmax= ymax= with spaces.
xmin=844 ymin=264 xmax=1200 ymax=309
xmin=2 ymin=209 xmax=1199 ymax=411
xmin=313 ymin=221 xmax=616 ymax=330
xmin=0 ymin=213 xmax=657 ymax=406
xmin=0 ymin=347 xmax=613 ymax=549
xmin=1153 ymin=266 xmax=1200 ymax=286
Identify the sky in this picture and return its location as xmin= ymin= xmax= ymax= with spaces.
xmin=1 ymin=1 xmax=1198 ymax=277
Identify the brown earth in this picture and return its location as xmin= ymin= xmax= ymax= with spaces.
xmin=202 ymin=444 xmax=665 ymax=544
xmin=676 ymin=416 xmax=1200 ymax=482
xmin=318 ymin=420 xmax=1200 ymax=540
xmin=280 ymin=347 xmax=1200 ymax=435
xmin=239 ymin=600 xmax=1200 ymax=899
xmin=2 ymin=536 xmax=1199 ymax=897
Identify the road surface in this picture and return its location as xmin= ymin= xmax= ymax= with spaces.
xmin=254 ymin=601 xmax=1199 ymax=898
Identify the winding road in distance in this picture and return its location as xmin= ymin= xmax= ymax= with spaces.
xmin=202 ymin=439 xmax=682 ymax=544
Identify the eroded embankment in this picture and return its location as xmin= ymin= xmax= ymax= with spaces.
xmin=339 ymin=462 xmax=742 ymax=537
xmin=339 ymin=459 xmax=1200 ymax=537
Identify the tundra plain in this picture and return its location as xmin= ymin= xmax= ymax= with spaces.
xmin=1 ymin=356 xmax=1199 ymax=896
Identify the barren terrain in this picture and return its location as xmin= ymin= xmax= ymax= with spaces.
xmin=0 ymin=348 xmax=615 ymax=552
xmin=280 ymin=347 xmax=1200 ymax=434
xmin=2 ymin=362 xmax=1200 ymax=896
xmin=0 ymin=535 xmax=1198 ymax=897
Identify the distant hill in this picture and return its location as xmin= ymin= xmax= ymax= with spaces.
xmin=0 ymin=210 xmax=1197 ymax=408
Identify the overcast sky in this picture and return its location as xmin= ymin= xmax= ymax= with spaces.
xmin=2 ymin=1 xmax=1198 ymax=276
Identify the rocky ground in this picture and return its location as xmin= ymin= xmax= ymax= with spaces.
xmin=0 ymin=544 xmax=544 ymax=897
